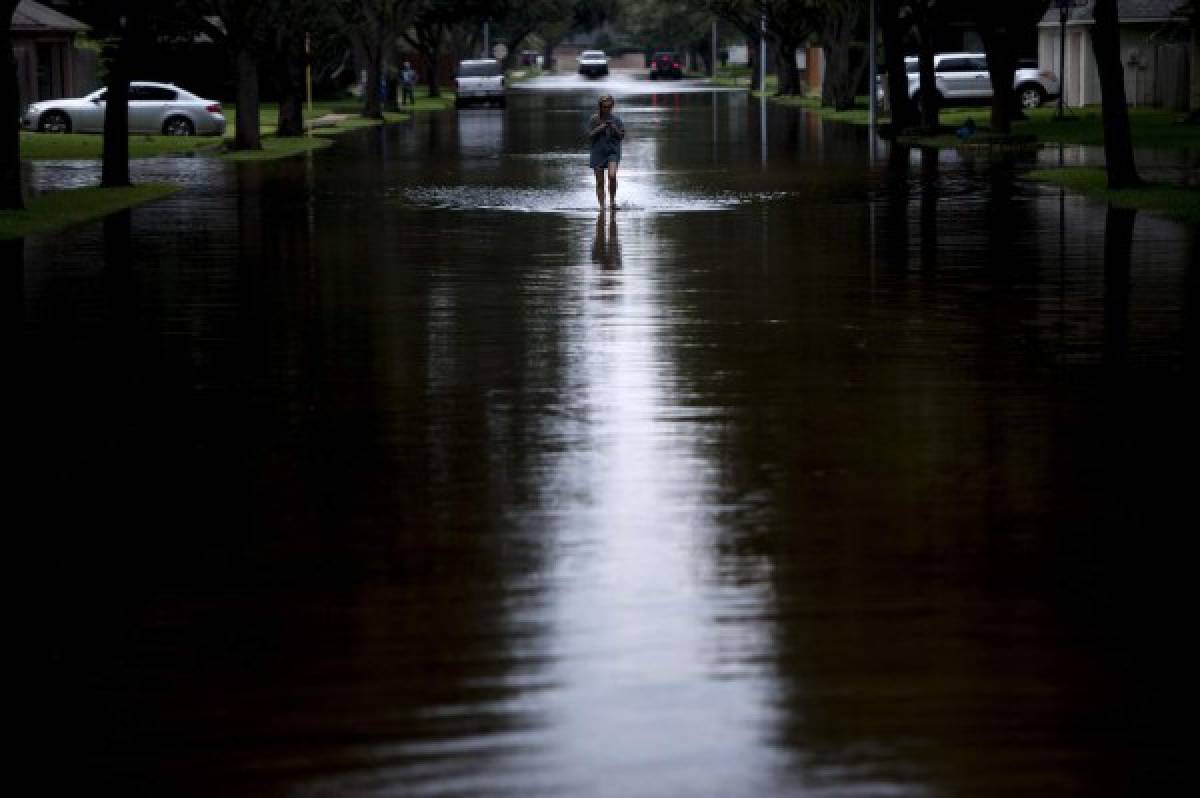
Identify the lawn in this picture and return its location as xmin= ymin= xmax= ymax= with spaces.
xmin=728 ymin=73 xmax=1198 ymax=151
xmin=19 ymin=89 xmax=456 ymax=162
xmin=1026 ymin=167 xmax=1200 ymax=223
xmin=20 ymin=132 xmax=223 ymax=160
xmin=7 ymin=88 xmax=461 ymax=237
xmin=0 ymin=183 xmax=180 ymax=240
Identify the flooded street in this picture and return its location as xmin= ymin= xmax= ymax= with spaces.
xmin=17 ymin=76 xmax=1199 ymax=796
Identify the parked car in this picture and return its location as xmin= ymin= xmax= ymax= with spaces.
xmin=882 ymin=53 xmax=1060 ymax=110
xmin=21 ymin=81 xmax=225 ymax=136
xmin=578 ymin=50 xmax=609 ymax=78
xmin=649 ymin=52 xmax=683 ymax=80
xmin=455 ymin=59 xmax=506 ymax=108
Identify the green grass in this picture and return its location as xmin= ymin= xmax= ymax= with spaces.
xmin=220 ymin=135 xmax=334 ymax=161
xmin=20 ymin=91 xmax=446 ymax=164
xmin=20 ymin=132 xmax=222 ymax=160
xmin=1027 ymin=166 xmax=1200 ymax=223
xmin=723 ymin=75 xmax=1198 ymax=151
xmin=0 ymin=183 xmax=181 ymax=240
xmin=894 ymin=106 xmax=1198 ymax=150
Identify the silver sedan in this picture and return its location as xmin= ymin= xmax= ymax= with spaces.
xmin=21 ymin=81 xmax=226 ymax=136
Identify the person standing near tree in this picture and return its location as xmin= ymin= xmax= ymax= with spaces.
xmin=400 ymin=61 xmax=418 ymax=105
xmin=586 ymin=94 xmax=624 ymax=210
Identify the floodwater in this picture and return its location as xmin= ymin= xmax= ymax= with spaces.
xmin=17 ymin=75 xmax=1200 ymax=796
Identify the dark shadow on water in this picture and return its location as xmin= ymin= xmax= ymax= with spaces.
xmin=919 ymin=147 xmax=939 ymax=272
xmin=1103 ymin=204 xmax=1137 ymax=372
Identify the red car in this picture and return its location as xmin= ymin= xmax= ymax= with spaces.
xmin=649 ymin=52 xmax=683 ymax=80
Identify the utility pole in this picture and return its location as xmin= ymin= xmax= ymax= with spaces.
xmin=305 ymin=32 xmax=313 ymax=137
xmin=868 ymin=0 xmax=877 ymax=129
xmin=711 ymin=19 xmax=718 ymax=78
xmin=760 ymin=7 xmax=767 ymax=165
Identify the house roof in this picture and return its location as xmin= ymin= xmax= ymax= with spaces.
xmin=1040 ymin=0 xmax=1189 ymax=26
xmin=11 ymin=0 xmax=90 ymax=34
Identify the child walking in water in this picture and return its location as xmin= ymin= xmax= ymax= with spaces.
xmin=587 ymin=95 xmax=625 ymax=210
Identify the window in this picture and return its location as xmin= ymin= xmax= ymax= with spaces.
xmin=457 ymin=61 xmax=501 ymax=77
xmin=131 ymin=86 xmax=177 ymax=101
xmin=937 ymin=58 xmax=972 ymax=73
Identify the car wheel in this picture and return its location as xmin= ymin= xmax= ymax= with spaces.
xmin=163 ymin=116 xmax=195 ymax=136
xmin=38 ymin=110 xmax=71 ymax=134
xmin=498 ymin=96 xmax=507 ymax=109
xmin=1018 ymin=84 xmax=1045 ymax=110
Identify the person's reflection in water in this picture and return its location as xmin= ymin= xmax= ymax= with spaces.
xmin=591 ymin=210 xmax=622 ymax=271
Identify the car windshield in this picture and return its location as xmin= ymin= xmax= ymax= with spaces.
xmin=458 ymin=61 xmax=501 ymax=77
xmin=581 ymin=51 xmax=606 ymax=59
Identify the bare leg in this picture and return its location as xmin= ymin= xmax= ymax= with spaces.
xmin=594 ymin=168 xmax=605 ymax=209
xmin=607 ymin=161 xmax=619 ymax=208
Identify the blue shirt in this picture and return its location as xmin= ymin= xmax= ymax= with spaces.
xmin=587 ymin=113 xmax=624 ymax=169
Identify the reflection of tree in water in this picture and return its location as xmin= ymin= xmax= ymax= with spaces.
xmin=33 ymin=167 xmax=568 ymax=794
xmin=645 ymin=184 xmax=1193 ymax=794
xmin=590 ymin=211 xmax=622 ymax=271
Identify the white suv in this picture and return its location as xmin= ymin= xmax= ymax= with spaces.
xmin=885 ymin=53 xmax=1060 ymax=110
xmin=577 ymin=50 xmax=609 ymax=78
xmin=455 ymin=59 xmax=506 ymax=108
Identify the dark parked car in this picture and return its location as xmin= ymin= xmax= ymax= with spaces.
xmin=649 ymin=52 xmax=682 ymax=80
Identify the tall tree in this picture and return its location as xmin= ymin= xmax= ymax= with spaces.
xmin=907 ymin=0 xmax=941 ymax=129
xmin=493 ymin=0 xmax=572 ymax=70
xmin=272 ymin=0 xmax=333 ymax=135
xmin=813 ymin=0 xmax=867 ymax=109
xmin=879 ymin=0 xmax=915 ymax=128
xmin=763 ymin=0 xmax=816 ymax=97
xmin=339 ymin=0 xmax=418 ymax=119
xmin=622 ymin=0 xmax=712 ymax=72
xmin=100 ymin=12 xmax=132 ymax=188
xmin=2 ymin=0 xmax=22 ymax=210
xmin=1091 ymin=0 xmax=1141 ymax=187
xmin=192 ymin=1 xmax=276 ymax=150
xmin=1179 ymin=0 xmax=1199 ymax=121
xmin=702 ymin=0 xmax=765 ymax=90
xmin=970 ymin=1 xmax=1051 ymax=134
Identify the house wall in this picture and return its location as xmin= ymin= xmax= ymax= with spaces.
xmin=12 ymin=33 xmax=89 ymax=106
xmin=1039 ymin=21 xmax=1191 ymax=108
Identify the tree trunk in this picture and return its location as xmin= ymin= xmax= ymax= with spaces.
xmin=749 ymin=36 xmax=762 ymax=91
xmin=881 ymin=0 xmax=914 ymax=129
xmin=234 ymin=48 xmax=262 ymax=151
xmin=1090 ymin=0 xmax=1141 ymax=187
xmin=1190 ymin=24 xmax=1199 ymax=119
xmin=917 ymin=32 xmax=939 ymax=129
xmin=101 ymin=27 xmax=131 ymax=188
xmin=1 ymin=0 xmax=23 ymax=210
xmin=775 ymin=38 xmax=800 ymax=95
xmin=979 ymin=27 xmax=1016 ymax=134
xmin=425 ymin=41 xmax=440 ymax=98
xmin=276 ymin=35 xmax=306 ymax=137
xmin=362 ymin=40 xmax=384 ymax=119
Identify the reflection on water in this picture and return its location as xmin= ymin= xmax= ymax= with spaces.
xmin=591 ymin=212 xmax=621 ymax=270
xmin=19 ymin=88 xmax=1198 ymax=796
